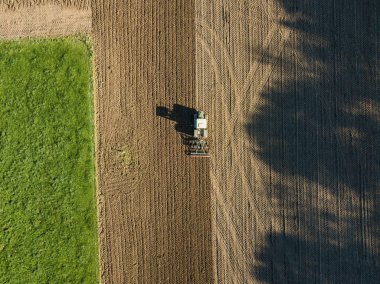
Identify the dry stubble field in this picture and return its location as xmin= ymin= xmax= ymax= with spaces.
xmin=1 ymin=0 xmax=379 ymax=283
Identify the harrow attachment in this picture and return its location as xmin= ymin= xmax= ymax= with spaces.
xmin=188 ymin=138 xmax=210 ymax=158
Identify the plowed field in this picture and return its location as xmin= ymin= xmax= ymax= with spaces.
xmin=196 ymin=1 xmax=379 ymax=283
xmin=92 ymin=1 xmax=213 ymax=282
xmin=2 ymin=0 xmax=379 ymax=283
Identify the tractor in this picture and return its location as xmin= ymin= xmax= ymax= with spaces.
xmin=189 ymin=111 xmax=210 ymax=157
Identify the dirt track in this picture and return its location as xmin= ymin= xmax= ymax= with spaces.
xmin=2 ymin=0 xmax=379 ymax=283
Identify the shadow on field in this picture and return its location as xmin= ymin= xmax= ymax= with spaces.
xmin=156 ymin=104 xmax=197 ymax=152
xmin=156 ymin=104 xmax=196 ymax=136
xmin=253 ymin=233 xmax=379 ymax=283
xmin=246 ymin=0 xmax=380 ymax=282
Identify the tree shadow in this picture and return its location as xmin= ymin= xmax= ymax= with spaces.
xmin=246 ymin=0 xmax=380 ymax=282
xmin=253 ymin=233 xmax=380 ymax=283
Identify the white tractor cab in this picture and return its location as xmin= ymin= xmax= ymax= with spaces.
xmin=189 ymin=111 xmax=210 ymax=157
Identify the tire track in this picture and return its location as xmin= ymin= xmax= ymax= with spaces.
xmin=196 ymin=2 xmax=296 ymax=283
xmin=197 ymin=18 xmax=291 ymax=228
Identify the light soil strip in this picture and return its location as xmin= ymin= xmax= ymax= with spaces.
xmin=0 ymin=0 xmax=89 ymax=10
xmin=0 ymin=4 xmax=91 ymax=39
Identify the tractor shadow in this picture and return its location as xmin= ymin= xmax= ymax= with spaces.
xmin=156 ymin=104 xmax=197 ymax=154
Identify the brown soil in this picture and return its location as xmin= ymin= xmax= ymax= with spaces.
xmin=197 ymin=0 xmax=379 ymax=283
xmin=3 ymin=0 xmax=379 ymax=283
xmin=0 ymin=4 xmax=91 ymax=39
xmin=92 ymin=1 xmax=213 ymax=283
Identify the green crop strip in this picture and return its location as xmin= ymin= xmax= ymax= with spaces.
xmin=0 ymin=38 xmax=98 ymax=283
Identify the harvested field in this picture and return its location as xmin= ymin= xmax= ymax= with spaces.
xmin=197 ymin=0 xmax=380 ymax=283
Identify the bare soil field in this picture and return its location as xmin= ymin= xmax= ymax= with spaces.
xmin=92 ymin=1 xmax=213 ymax=282
xmin=0 ymin=4 xmax=91 ymax=39
xmin=197 ymin=0 xmax=379 ymax=283
xmin=2 ymin=0 xmax=379 ymax=283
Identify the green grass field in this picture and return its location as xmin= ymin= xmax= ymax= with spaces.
xmin=0 ymin=38 xmax=98 ymax=283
